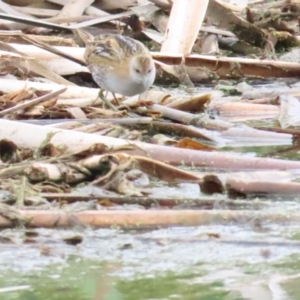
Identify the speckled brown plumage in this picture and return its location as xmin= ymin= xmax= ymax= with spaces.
xmin=83 ymin=33 xmax=156 ymax=98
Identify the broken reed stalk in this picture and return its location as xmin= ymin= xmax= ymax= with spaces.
xmin=226 ymin=179 xmax=300 ymax=195
xmin=40 ymin=193 xmax=266 ymax=209
xmin=150 ymin=104 xmax=234 ymax=129
xmin=0 ymin=210 xmax=299 ymax=228
xmin=161 ymin=0 xmax=209 ymax=54
xmin=32 ymin=117 xmax=153 ymax=126
xmin=4 ymin=41 xmax=300 ymax=78
xmin=141 ymin=236 xmax=300 ymax=247
xmin=0 ymin=87 xmax=67 ymax=116
xmin=159 ymin=0 xmax=209 ymax=84
xmin=0 ymin=119 xmax=298 ymax=170
xmin=0 ymin=11 xmax=135 ymax=31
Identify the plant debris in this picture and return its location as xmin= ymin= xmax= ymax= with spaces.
xmin=0 ymin=0 xmax=299 ymax=231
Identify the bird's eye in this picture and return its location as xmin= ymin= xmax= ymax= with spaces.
xmin=135 ymin=69 xmax=140 ymax=73
xmin=147 ymin=69 xmax=151 ymax=73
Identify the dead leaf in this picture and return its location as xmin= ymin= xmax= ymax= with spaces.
xmin=176 ymin=137 xmax=216 ymax=151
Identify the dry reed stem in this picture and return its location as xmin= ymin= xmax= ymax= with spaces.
xmin=0 ymin=210 xmax=298 ymax=228
xmin=0 ymin=87 xmax=67 ymax=116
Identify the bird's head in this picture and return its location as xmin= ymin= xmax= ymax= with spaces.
xmin=130 ymin=56 xmax=156 ymax=89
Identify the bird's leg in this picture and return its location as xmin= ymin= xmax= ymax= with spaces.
xmin=98 ymin=89 xmax=106 ymax=109
xmin=98 ymin=89 xmax=119 ymax=112
xmin=112 ymin=93 xmax=121 ymax=106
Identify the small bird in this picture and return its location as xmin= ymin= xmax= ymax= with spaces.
xmin=83 ymin=33 xmax=156 ymax=109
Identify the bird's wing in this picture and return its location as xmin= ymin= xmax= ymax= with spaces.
xmin=84 ymin=34 xmax=148 ymax=65
xmin=113 ymin=35 xmax=149 ymax=56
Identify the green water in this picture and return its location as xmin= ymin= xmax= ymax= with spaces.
xmin=2 ymin=256 xmax=300 ymax=300
xmin=1 ymin=226 xmax=300 ymax=299
xmin=1 ymin=260 xmax=228 ymax=300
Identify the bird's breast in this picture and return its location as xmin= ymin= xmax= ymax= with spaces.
xmin=91 ymin=69 xmax=147 ymax=97
xmin=105 ymin=73 xmax=149 ymax=96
